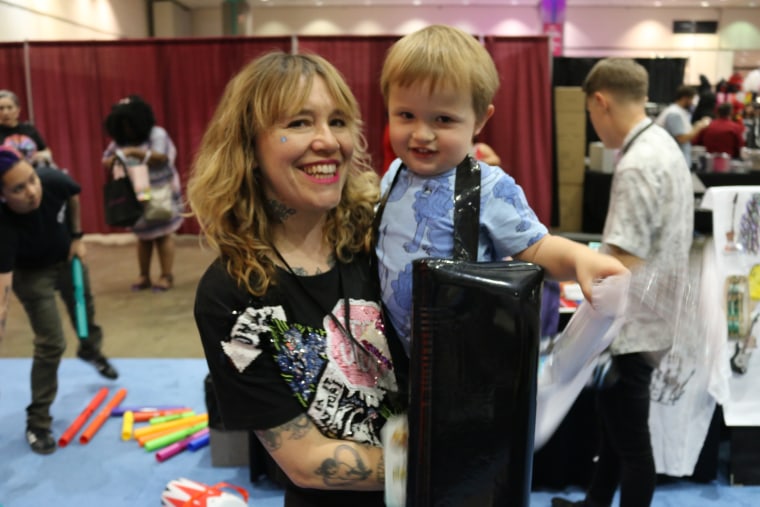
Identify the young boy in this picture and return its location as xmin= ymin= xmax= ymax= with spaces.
xmin=375 ymin=25 xmax=627 ymax=354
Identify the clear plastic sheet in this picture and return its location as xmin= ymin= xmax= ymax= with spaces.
xmin=535 ymin=265 xmax=698 ymax=449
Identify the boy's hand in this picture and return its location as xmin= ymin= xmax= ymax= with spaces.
xmin=575 ymin=250 xmax=628 ymax=304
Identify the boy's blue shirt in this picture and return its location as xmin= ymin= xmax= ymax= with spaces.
xmin=376 ymin=158 xmax=548 ymax=354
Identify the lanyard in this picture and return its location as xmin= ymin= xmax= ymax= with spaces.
xmin=620 ymin=120 xmax=655 ymax=156
xmin=271 ymin=246 xmax=393 ymax=372
xmin=374 ymin=154 xmax=482 ymax=261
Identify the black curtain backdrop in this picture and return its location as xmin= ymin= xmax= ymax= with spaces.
xmin=552 ymin=56 xmax=687 ymax=103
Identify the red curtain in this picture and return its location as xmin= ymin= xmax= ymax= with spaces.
xmin=297 ymin=36 xmax=398 ymax=174
xmin=484 ymin=37 xmax=553 ymax=225
xmin=0 ymin=42 xmax=29 ymax=118
xmin=0 ymin=36 xmax=552 ymax=233
xmin=17 ymin=37 xmax=290 ymax=234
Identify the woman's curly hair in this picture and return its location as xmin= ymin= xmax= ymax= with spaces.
xmin=186 ymin=51 xmax=379 ymax=296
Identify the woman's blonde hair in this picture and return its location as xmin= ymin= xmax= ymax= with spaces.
xmin=380 ymin=25 xmax=499 ymax=122
xmin=187 ymin=51 xmax=379 ymax=296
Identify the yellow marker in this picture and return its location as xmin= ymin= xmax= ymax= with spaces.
xmin=121 ymin=410 xmax=134 ymax=441
xmin=133 ymin=413 xmax=208 ymax=440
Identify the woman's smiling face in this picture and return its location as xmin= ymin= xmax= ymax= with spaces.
xmin=255 ymin=76 xmax=353 ymax=219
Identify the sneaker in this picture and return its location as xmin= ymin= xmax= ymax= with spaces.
xmin=26 ymin=426 xmax=56 ymax=454
xmin=77 ymin=350 xmax=119 ymax=380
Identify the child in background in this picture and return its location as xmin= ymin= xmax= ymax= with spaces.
xmin=375 ymin=24 xmax=627 ymax=353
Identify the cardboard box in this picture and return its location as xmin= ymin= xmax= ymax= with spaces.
xmin=558 ymin=182 xmax=583 ymax=232
xmin=555 ymin=88 xmax=587 ymax=185
xmin=555 ymin=87 xmax=586 ymax=113
xmin=588 ymin=142 xmax=618 ymax=173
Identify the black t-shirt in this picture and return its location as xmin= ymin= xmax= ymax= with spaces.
xmin=0 ymin=122 xmax=48 ymax=160
xmin=195 ymin=253 xmax=395 ymax=506
xmin=0 ymin=167 xmax=79 ymax=272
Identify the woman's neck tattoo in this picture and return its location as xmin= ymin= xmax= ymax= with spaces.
xmin=268 ymin=199 xmax=296 ymax=222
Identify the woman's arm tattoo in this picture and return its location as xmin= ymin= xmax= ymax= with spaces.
xmin=256 ymin=413 xmax=311 ymax=451
xmin=314 ymin=444 xmax=373 ymax=487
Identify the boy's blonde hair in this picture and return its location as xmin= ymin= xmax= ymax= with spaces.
xmin=187 ymin=51 xmax=379 ymax=296
xmin=582 ymin=58 xmax=649 ymax=104
xmin=381 ymin=25 xmax=499 ymax=122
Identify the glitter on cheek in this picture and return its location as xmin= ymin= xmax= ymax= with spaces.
xmin=281 ymin=136 xmax=287 ymax=143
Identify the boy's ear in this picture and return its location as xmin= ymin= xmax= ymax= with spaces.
xmin=474 ymin=104 xmax=495 ymax=136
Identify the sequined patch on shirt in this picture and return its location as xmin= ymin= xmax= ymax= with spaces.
xmin=270 ymin=319 xmax=329 ymax=407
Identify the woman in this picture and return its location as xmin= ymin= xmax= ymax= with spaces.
xmin=187 ymin=52 xmax=401 ymax=506
xmin=102 ymin=96 xmax=183 ymax=291
xmin=0 ymin=89 xmax=53 ymax=166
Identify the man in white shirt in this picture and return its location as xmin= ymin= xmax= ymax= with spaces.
xmin=655 ymin=84 xmax=710 ymax=169
xmin=553 ymin=58 xmax=694 ymax=507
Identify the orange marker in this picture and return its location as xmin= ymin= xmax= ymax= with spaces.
xmin=80 ymin=388 xmax=127 ymax=444
xmin=58 ymin=387 xmax=109 ymax=447
xmin=133 ymin=413 xmax=208 ymax=440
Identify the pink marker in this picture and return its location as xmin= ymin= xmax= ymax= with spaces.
xmin=155 ymin=428 xmax=209 ymax=462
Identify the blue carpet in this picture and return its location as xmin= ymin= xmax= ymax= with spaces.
xmin=1 ymin=358 xmax=758 ymax=506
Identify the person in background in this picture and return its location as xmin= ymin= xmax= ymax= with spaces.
xmin=376 ymin=24 xmax=628 ymax=355
xmin=187 ymin=52 xmax=402 ymax=506
xmin=0 ymin=89 xmax=53 ymax=166
xmin=472 ymin=137 xmax=501 ymax=166
xmin=694 ymin=102 xmax=745 ymax=159
xmin=381 ymin=122 xmax=395 ymax=175
xmin=102 ymin=96 xmax=183 ymax=292
xmin=655 ymin=85 xmax=710 ymax=169
xmin=742 ymin=101 xmax=759 ymax=149
xmin=690 ymin=91 xmax=716 ymax=125
xmin=553 ymin=58 xmax=694 ymax=507
xmin=0 ymin=147 xmax=118 ymax=455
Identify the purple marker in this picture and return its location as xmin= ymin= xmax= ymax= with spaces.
xmin=111 ymin=405 xmax=186 ymax=417
xmin=155 ymin=428 xmax=209 ymax=462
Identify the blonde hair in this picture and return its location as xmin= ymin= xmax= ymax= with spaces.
xmin=582 ymin=58 xmax=649 ymax=103
xmin=380 ymin=25 xmax=499 ymax=122
xmin=187 ymin=51 xmax=379 ymax=296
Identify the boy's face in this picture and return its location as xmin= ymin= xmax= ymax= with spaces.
xmin=387 ymin=82 xmax=486 ymax=177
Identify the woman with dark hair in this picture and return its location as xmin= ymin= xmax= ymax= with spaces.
xmin=691 ymin=91 xmax=716 ymax=124
xmin=102 ymin=96 xmax=183 ymax=291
